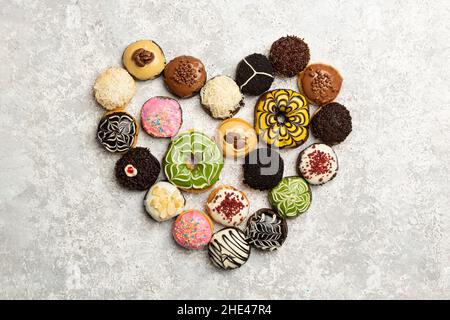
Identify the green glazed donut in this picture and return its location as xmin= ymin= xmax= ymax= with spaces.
xmin=164 ymin=130 xmax=224 ymax=192
xmin=269 ymin=176 xmax=311 ymax=218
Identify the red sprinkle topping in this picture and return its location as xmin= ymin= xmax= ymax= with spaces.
xmin=127 ymin=166 xmax=135 ymax=174
xmin=306 ymin=150 xmax=334 ymax=176
xmin=215 ymin=191 xmax=245 ymax=221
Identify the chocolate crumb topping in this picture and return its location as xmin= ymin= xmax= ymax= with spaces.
xmin=269 ymin=35 xmax=310 ymax=77
xmin=132 ymin=48 xmax=155 ymax=67
xmin=311 ymin=103 xmax=352 ymax=145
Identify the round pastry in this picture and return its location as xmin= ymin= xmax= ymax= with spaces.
xmin=235 ymin=53 xmax=274 ymax=95
xmin=269 ymin=176 xmax=311 ymax=218
xmin=93 ymin=67 xmax=136 ymax=110
xmin=200 ymin=75 xmax=244 ymax=119
xmin=269 ymin=36 xmax=310 ymax=77
xmin=164 ymin=130 xmax=224 ymax=192
xmin=140 ymin=96 xmax=182 ymax=138
xmin=298 ymin=143 xmax=338 ymax=185
xmin=206 ymin=185 xmax=250 ymax=227
xmin=245 ymin=208 xmax=288 ymax=251
xmin=243 ymin=148 xmax=284 ymax=191
xmin=217 ymin=118 xmax=257 ymax=158
xmin=97 ymin=110 xmax=139 ymax=153
xmin=172 ymin=209 xmax=213 ymax=250
xmin=255 ymin=89 xmax=310 ymax=149
xmin=163 ymin=56 xmax=206 ymax=98
xmin=299 ymin=63 xmax=343 ymax=106
xmin=115 ymin=147 xmax=161 ymax=191
xmin=144 ymin=181 xmax=185 ymax=221
xmin=311 ymin=102 xmax=352 ymax=145
xmin=208 ymin=227 xmax=250 ymax=270
xmin=122 ymin=40 xmax=166 ymax=81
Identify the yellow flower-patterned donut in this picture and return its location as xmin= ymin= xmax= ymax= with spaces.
xmin=255 ymin=89 xmax=310 ymax=149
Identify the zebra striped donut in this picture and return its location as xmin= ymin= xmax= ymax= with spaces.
xmin=245 ymin=209 xmax=288 ymax=251
xmin=208 ymin=227 xmax=250 ymax=270
xmin=97 ymin=111 xmax=138 ymax=153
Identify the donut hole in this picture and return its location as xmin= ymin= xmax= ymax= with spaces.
xmin=186 ymin=152 xmax=203 ymax=171
xmin=225 ymin=132 xmax=246 ymax=150
xmin=275 ymin=111 xmax=286 ymax=124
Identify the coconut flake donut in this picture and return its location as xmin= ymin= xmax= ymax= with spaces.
xmin=93 ymin=67 xmax=136 ymax=111
xmin=172 ymin=209 xmax=214 ymax=250
xmin=140 ymin=96 xmax=182 ymax=138
xmin=164 ymin=130 xmax=224 ymax=192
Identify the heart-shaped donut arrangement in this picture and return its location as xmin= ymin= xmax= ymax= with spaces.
xmin=94 ymin=36 xmax=352 ymax=270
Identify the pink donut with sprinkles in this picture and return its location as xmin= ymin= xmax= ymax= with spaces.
xmin=172 ymin=209 xmax=214 ymax=250
xmin=140 ymin=96 xmax=182 ymax=138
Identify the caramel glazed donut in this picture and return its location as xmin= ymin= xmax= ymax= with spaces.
xmin=255 ymin=89 xmax=310 ymax=149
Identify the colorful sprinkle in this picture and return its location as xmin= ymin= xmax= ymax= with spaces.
xmin=172 ymin=210 xmax=213 ymax=250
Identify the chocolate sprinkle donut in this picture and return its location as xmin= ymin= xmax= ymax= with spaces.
xmin=269 ymin=35 xmax=310 ymax=77
xmin=115 ymin=147 xmax=161 ymax=190
xmin=243 ymin=148 xmax=284 ymax=190
xmin=311 ymin=102 xmax=352 ymax=145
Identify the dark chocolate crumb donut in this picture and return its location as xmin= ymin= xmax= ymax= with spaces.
xmin=311 ymin=102 xmax=352 ymax=145
xmin=269 ymin=35 xmax=310 ymax=77
xmin=115 ymin=147 xmax=161 ymax=190
xmin=243 ymin=148 xmax=284 ymax=190
xmin=235 ymin=53 xmax=274 ymax=95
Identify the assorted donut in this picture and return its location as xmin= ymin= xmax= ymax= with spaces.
xmin=163 ymin=130 xmax=224 ymax=192
xmin=255 ymin=89 xmax=310 ymax=149
xmin=92 ymin=36 xmax=352 ymax=270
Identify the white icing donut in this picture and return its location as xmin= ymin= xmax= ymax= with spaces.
xmin=206 ymin=185 xmax=250 ymax=227
xmin=298 ymin=143 xmax=338 ymax=185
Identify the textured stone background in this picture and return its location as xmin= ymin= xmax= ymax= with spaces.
xmin=1 ymin=0 xmax=449 ymax=299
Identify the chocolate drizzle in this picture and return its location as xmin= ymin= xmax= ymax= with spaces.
xmin=132 ymin=48 xmax=155 ymax=67
xmin=208 ymin=227 xmax=250 ymax=270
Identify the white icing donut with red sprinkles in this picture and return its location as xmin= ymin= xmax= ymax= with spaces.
xmin=298 ymin=143 xmax=338 ymax=185
xmin=206 ymin=185 xmax=250 ymax=227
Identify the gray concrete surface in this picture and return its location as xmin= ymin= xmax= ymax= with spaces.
xmin=1 ymin=0 xmax=449 ymax=299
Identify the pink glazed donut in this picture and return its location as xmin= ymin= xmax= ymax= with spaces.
xmin=140 ymin=96 xmax=182 ymax=138
xmin=172 ymin=209 xmax=214 ymax=250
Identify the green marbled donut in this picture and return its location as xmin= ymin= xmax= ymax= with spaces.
xmin=269 ymin=176 xmax=311 ymax=218
xmin=164 ymin=130 xmax=224 ymax=191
